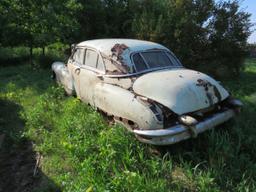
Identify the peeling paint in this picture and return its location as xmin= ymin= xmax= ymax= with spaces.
xmin=196 ymin=78 xmax=222 ymax=105
xmin=110 ymin=43 xmax=129 ymax=73
xmin=111 ymin=43 xmax=128 ymax=58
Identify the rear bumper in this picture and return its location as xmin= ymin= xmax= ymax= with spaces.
xmin=133 ymin=109 xmax=235 ymax=145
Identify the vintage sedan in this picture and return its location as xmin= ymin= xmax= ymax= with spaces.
xmin=52 ymin=39 xmax=242 ymax=145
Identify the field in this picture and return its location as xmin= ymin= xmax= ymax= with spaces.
xmin=0 ymin=59 xmax=256 ymax=191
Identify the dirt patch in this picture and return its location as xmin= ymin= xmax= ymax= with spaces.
xmin=0 ymin=99 xmax=60 ymax=192
xmin=0 ymin=141 xmax=40 ymax=192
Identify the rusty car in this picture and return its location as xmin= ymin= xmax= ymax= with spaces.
xmin=52 ymin=39 xmax=242 ymax=145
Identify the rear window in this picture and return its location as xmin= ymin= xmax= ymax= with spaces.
xmin=133 ymin=53 xmax=147 ymax=72
xmin=132 ymin=51 xmax=182 ymax=72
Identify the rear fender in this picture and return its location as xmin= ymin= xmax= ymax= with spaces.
xmin=94 ymin=83 xmax=163 ymax=130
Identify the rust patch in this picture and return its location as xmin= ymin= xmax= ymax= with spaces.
xmin=196 ymin=79 xmax=222 ymax=105
xmin=114 ymin=116 xmax=138 ymax=130
xmin=206 ymin=92 xmax=213 ymax=105
xmin=213 ymin=86 xmax=222 ymax=102
xmin=110 ymin=43 xmax=129 ymax=73
xmin=111 ymin=43 xmax=128 ymax=56
xmin=196 ymin=79 xmax=211 ymax=91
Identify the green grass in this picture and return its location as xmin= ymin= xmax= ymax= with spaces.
xmin=0 ymin=59 xmax=256 ymax=191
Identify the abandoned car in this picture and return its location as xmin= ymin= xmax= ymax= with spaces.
xmin=52 ymin=39 xmax=242 ymax=145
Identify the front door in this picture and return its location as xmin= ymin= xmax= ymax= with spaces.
xmin=79 ymin=48 xmax=104 ymax=107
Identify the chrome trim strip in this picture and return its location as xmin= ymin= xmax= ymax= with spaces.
xmin=102 ymin=66 xmax=184 ymax=78
xmin=73 ymin=62 xmax=106 ymax=75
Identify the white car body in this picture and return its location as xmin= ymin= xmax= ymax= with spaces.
xmin=52 ymin=39 xmax=242 ymax=145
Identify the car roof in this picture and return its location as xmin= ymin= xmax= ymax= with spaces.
xmin=77 ymin=39 xmax=169 ymax=53
xmin=76 ymin=39 xmax=171 ymax=76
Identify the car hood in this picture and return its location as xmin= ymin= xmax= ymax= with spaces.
xmin=133 ymin=68 xmax=229 ymax=115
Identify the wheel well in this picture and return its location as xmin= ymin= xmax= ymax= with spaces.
xmin=51 ymin=71 xmax=56 ymax=79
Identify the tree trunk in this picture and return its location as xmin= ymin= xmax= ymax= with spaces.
xmin=30 ymin=46 xmax=33 ymax=66
xmin=42 ymin=47 xmax=45 ymax=56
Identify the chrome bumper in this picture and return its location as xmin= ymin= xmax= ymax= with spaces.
xmin=133 ymin=109 xmax=235 ymax=145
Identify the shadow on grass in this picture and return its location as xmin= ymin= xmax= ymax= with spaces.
xmin=0 ymin=99 xmax=60 ymax=192
xmin=0 ymin=64 xmax=53 ymax=95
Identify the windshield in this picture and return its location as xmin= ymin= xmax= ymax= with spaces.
xmin=132 ymin=51 xmax=182 ymax=72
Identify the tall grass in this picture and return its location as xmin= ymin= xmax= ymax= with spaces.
xmin=0 ymin=59 xmax=256 ymax=191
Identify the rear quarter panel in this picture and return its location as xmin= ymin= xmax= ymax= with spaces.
xmin=94 ymin=83 xmax=163 ymax=130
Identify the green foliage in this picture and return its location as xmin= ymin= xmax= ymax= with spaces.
xmin=131 ymin=0 xmax=251 ymax=77
xmin=0 ymin=0 xmax=81 ymax=47
xmin=248 ymin=43 xmax=256 ymax=58
xmin=0 ymin=45 xmax=68 ymax=67
xmin=1 ymin=59 xmax=256 ymax=191
xmin=35 ymin=54 xmax=59 ymax=69
xmin=0 ymin=0 xmax=252 ymax=77
xmin=207 ymin=0 xmax=252 ymax=76
xmin=0 ymin=47 xmax=30 ymax=66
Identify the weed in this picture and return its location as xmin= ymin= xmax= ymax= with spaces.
xmin=1 ymin=59 xmax=256 ymax=191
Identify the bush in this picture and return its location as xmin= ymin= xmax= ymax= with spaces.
xmin=0 ymin=56 xmax=30 ymax=67
xmin=35 ymin=54 xmax=62 ymax=69
xmin=0 ymin=46 xmax=30 ymax=67
xmin=131 ymin=0 xmax=251 ymax=77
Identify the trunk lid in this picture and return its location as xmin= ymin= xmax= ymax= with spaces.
xmin=133 ymin=68 xmax=229 ymax=115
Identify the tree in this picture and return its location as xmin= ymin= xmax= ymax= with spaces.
xmin=208 ymin=0 xmax=252 ymax=76
xmin=0 ymin=0 xmax=252 ymax=76
xmin=0 ymin=0 xmax=81 ymax=62
xmin=131 ymin=0 xmax=251 ymax=77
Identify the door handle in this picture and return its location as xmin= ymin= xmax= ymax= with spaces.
xmin=75 ymin=68 xmax=80 ymax=75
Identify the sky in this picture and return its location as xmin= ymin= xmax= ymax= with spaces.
xmin=240 ymin=0 xmax=256 ymax=43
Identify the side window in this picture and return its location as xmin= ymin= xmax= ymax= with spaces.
xmin=73 ymin=48 xmax=84 ymax=64
xmin=84 ymin=49 xmax=105 ymax=71
xmin=84 ymin=49 xmax=98 ymax=68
